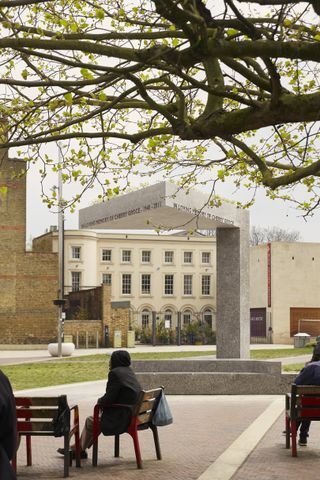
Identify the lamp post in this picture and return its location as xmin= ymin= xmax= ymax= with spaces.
xmin=53 ymin=147 xmax=65 ymax=357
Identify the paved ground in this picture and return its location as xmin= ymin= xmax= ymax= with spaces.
xmin=13 ymin=383 xmax=320 ymax=480
xmin=3 ymin=344 xmax=318 ymax=480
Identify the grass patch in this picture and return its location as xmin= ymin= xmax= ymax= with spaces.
xmin=250 ymin=347 xmax=312 ymax=359
xmin=283 ymin=363 xmax=305 ymax=373
xmin=2 ymin=362 xmax=109 ymax=391
xmin=2 ymin=351 xmax=215 ymax=391
xmin=59 ymin=350 xmax=216 ymax=362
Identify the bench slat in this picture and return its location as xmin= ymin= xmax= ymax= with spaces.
xmin=16 ymin=408 xmax=57 ymax=419
xmin=15 ymin=397 xmax=63 ymax=407
xmin=17 ymin=421 xmax=56 ymax=432
xmin=295 ymin=386 xmax=320 ymax=395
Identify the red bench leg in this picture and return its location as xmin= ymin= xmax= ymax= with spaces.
xmin=128 ymin=421 xmax=142 ymax=469
xmin=291 ymin=420 xmax=297 ymax=457
xmin=285 ymin=416 xmax=291 ymax=449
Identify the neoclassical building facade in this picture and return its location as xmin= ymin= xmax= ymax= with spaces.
xmin=34 ymin=229 xmax=216 ymax=331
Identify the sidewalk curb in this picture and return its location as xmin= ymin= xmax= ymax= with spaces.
xmin=197 ymin=397 xmax=284 ymax=480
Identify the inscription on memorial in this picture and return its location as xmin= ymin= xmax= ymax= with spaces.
xmin=82 ymin=201 xmax=163 ymax=227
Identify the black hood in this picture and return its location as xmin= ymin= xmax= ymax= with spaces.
xmin=110 ymin=350 xmax=131 ymax=368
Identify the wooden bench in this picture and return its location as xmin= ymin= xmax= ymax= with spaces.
xmin=92 ymin=387 xmax=163 ymax=469
xmin=285 ymin=384 xmax=320 ymax=456
xmin=13 ymin=395 xmax=81 ymax=477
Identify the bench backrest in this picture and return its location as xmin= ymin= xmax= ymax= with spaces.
xmin=15 ymin=395 xmax=70 ymax=435
xmin=291 ymin=384 xmax=320 ymax=421
xmin=134 ymin=388 xmax=162 ymax=427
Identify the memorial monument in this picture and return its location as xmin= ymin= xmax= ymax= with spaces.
xmin=79 ymin=182 xmax=250 ymax=359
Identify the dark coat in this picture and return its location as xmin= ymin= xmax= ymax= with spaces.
xmin=295 ymin=360 xmax=320 ymax=385
xmin=98 ymin=365 xmax=141 ymax=436
xmin=0 ymin=370 xmax=17 ymax=480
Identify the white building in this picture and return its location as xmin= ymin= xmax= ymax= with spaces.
xmin=34 ymin=229 xmax=217 ymax=331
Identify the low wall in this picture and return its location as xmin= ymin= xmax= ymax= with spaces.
xmin=131 ymin=360 xmax=296 ymax=395
xmin=135 ymin=372 xmax=296 ymax=395
xmin=132 ymin=359 xmax=282 ymax=375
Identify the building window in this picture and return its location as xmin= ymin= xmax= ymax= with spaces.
xmin=141 ymin=250 xmax=151 ymax=263
xmin=102 ymin=273 xmax=112 ymax=285
xmin=183 ymin=310 xmax=192 ymax=325
xmin=164 ymin=309 xmax=173 ymax=328
xmin=183 ymin=275 xmax=193 ymax=295
xmin=202 ymin=275 xmax=211 ymax=295
xmin=102 ymin=249 xmax=112 ymax=262
xmin=164 ymin=251 xmax=174 ymax=264
xmin=203 ymin=309 xmax=213 ymax=327
xmin=71 ymin=246 xmax=81 ymax=260
xmin=202 ymin=251 xmax=211 ymax=264
xmin=122 ymin=274 xmax=132 ymax=294
xmin=71 ymin=271 xmax=81 ymax=291
xmin=183 ymin=251 xmax=193 ymax=264
xmin=164 ymin=274 xmax=174 ymax=295
xmin=141 ymin=309 xmax=151 ymax=329
xmin=122 ymin=250 xmax=132 ymax=263
xmin=141 ymin=274 xmax=151 ymax=294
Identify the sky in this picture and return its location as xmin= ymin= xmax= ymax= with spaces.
xmin=26 ymin=160 xmax=320 ymax=243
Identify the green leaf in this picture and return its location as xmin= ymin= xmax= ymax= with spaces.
xmin=95 ymin=9 xmax=105 ymax=20
xmin=21 ymin=69 xmax=28 ymax=80
xmin=63 ymin=93 xmax=73 ymax=105
xmin=80 ymin=68 xmax=94 ymax=80
xmin=314 ymin=34 xmax=320 ymax=41
xmin=227 ymin=28 xmax=238 ymax=36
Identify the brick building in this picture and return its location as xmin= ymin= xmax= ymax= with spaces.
xmin=0 ymin=147 xmax=58 ymax=344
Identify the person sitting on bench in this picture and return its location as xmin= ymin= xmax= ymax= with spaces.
xmin=295 ymin=344 xmax=320 ymax=446
xmin=58 ymin=350 xmax=141 ymax=459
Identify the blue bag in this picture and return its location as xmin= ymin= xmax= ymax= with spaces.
xmin=152 ymin=389 xmax=173 ymax=426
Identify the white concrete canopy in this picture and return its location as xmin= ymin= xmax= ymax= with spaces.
xmin=79 ymin=182 xmax=242 ymax=231
xmin=79 ymin=182 xmax=250 ymax=359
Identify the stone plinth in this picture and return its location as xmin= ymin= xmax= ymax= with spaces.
xmin=131 ymin=359 xmax=295 ymax=395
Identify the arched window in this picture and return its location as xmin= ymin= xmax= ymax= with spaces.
xmin=141 ymin=309 xmax=151 ymax=329
xmin=182 ymin=309 xmax=193 ymax=325
xmin=164 ymin=309 xmax=173 ymax=328
xmin=203 ymin=309 xmax=213 ymax=327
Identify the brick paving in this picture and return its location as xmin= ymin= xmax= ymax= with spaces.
xmin=233 ymin=407 xmax=320 ymax=480
xmin=15 ymin=392 xmax=273 ymax=480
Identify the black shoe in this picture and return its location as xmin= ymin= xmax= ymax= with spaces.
xmin=298 ymin=437 xmax=307 ymax=446
xmin=57 ymin=448 xmax=88 ymax=459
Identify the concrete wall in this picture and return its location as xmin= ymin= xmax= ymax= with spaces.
xmin=250 ymin=242 xmax=320 ymax=344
